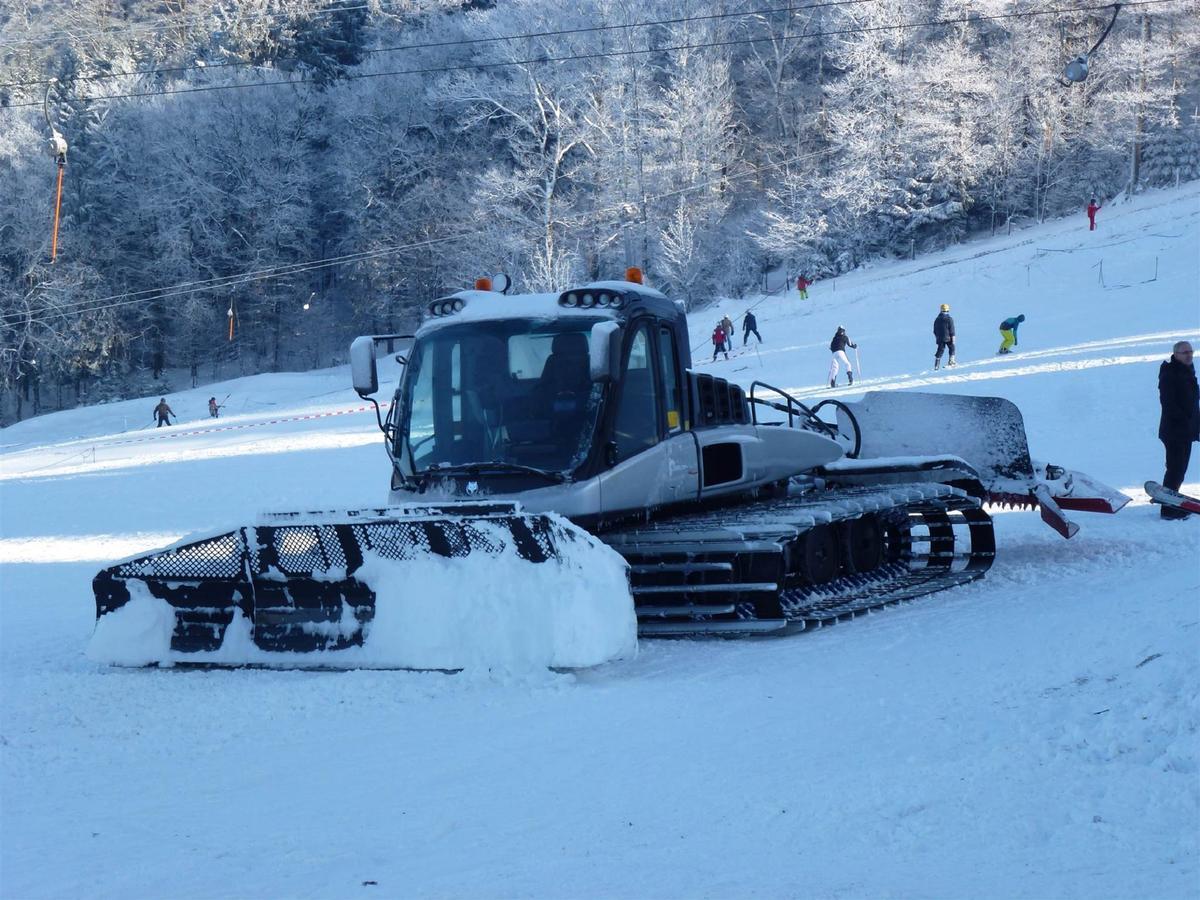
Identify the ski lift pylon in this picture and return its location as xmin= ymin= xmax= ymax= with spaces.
xmin=43 ymin=81 xmax=68 ymax=262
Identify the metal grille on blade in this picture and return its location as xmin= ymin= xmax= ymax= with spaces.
xmin=116 ymin=532 xmax=244 ymax=579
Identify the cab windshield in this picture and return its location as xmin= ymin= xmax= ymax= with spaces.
xmin=397 ymin=318 xmax=604 ymax=478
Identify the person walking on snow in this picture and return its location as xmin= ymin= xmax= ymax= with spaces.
xmin=712 ymin=323 xmax=729 ymax=361
xmin=153 ymin=397 xmax=175 ymax=427
xmin=998 ymin=314 xmax=1025 ymax=354
xmin=742 ymin=310 xmax=762 ymax=346
xmin=208 ymin=397 xmax=221 ymax=419
xmin=1157 ymin=341 xmax=1199 ymax=519
xmin=721 ymin=315 xmax=735 ymax=353
xmin=829 ymin=326 xmax=856 ymax=387
xmin=933 ymin=304 xmax=956 ymax=369
xmin=1086 ymin=197 xmax=1101 ymax=231
xmin=796 ymin=274 xmax=811 ymax=300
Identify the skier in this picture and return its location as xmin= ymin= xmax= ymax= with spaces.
xmin=1086 ymin=197 xmax=1101 ymax=231
xmin=796 ymin=274 xmax=811 ymax=300
xmin=153 ymin=397 xmax=175 ymax=427
xmin=1157 ymin=341 xmax=1199 ymax=519
xmin=933 ymin=303 xmax=956 ymax=369
xmin=742 ymin=310 xmax=762 ymax=346
xmin=721 ymin=315 xmax=735 ymax=353
xmin=828 ymin=326 xmax=856 ymax=387
xmin=208 ymin=397 xmax=221 ymax=419
xmin=711 ymin=322 xmax=729 ymax=361
xmin=998 ymin=314 xmax=1025 ymax=354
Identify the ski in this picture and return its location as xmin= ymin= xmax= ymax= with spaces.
xmin=1144 ymin=481 xmax=1200 ymax=515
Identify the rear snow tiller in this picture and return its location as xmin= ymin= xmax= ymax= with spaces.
xmin=834 ymin=392 xmax=1129 ymax=539
xmin=93 ymin=505 xmax=581 ymax=657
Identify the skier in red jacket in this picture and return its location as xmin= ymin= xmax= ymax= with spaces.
xmin=1086 ymin=198 xmax=1101 ymax=231
xmin=711 ymin=323 xmax=729 ymax=361
xmin=796 ymin=274 xmax=811 ymax=299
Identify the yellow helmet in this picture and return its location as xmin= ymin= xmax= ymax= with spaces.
xmin=940 ymin=304 xmax=950 ymax=312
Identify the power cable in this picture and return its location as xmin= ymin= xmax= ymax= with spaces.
xmin=0 ymin=0 xmax=878 ymax=91
xmin=0 ymin=0 xmax=1182 ymax=111
xmin=2 ymin=147 xmax=839 ymax=327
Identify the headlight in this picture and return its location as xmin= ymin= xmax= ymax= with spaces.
xmin=451 ymin=298 xmax=464 ymax=312
xmin=580 ymin=293 xmax=595 ymax=308
xmin=562 ymin=293 xmax=578 ymax=307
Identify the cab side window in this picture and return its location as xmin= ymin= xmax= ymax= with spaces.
xmin=614 ymin=325 xmax=660 ymax=460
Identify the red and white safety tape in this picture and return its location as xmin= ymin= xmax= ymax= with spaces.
xmin=106 ymin=401 xmax=392 ymax=448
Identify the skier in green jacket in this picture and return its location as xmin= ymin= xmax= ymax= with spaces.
xmin=998 ymin=315 xmax=1025 ymax=354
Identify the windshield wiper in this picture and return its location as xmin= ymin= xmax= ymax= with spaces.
xmin=421 ymin=462 xmax=567 ymax=484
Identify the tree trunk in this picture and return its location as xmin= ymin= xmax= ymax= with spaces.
xmin=1128 ymin=16 xmax=1151 ymax=197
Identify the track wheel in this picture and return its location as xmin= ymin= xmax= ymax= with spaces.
xmin=799 ymin=525 xmax=839 ymax=584
xmin=841 ymin=515 xmax=883 ymax=574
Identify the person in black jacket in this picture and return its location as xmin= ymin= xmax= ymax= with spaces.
xmin=828 ymin=326 xmax=856 ymax=388
xmin=1158 ymin=341 xmax=1199 ymax=518
xmin=742 ymin=310 xmax=762 ymax=346
xmin=933 ymin=304 xmax=956 ymax=369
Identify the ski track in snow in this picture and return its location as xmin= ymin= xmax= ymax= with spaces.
xmin=1 ymin=185 xmax=1199 ymax=899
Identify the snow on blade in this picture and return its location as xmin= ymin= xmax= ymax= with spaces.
xmin=86 ymin=515 xmax=637 ymax=672
xmin=85 ymin=585 xmax=176 ymax=667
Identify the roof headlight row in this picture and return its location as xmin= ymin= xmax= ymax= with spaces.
xmin=559 ymin=291 xmax=625 ymax=310
xmin=428 ymin=297 xmax=466 ymax=317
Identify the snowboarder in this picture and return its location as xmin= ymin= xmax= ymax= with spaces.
xmin=721 ymin=315 xmax=735 ymax=353
xmin=208 ymin=397 xmax=221 ymax=418
xmin=796 ymin=274 xmax=811 ymax=300
xmin=998 ymin=314 xmax=1025 ymax=354
xmin=153 ymin=398 xmax=175 ymax=427
xmin=933 ymin=303 xmax=956 ymax=369
xmin=711 ymin=323 xmax=729 ymax=361
xmin=1086 ymin=197 xmax=1101 ymax=231
xmin=742 ymin=310 xmax=762 ymax=346
xmin=1157 ymin=341 xmax=1199 ymax=519
xmin=829 ymin=326 xmax=856 ymax=387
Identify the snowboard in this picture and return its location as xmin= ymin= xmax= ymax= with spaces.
xmin=1144 ymin=481 xmax=1200 ymax=515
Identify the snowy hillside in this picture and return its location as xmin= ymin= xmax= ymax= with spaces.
xmin=1 ymin=186 xmax=1198 ymax=898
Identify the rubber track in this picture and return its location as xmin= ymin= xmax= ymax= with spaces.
xmin=601 ymin=484 xmax=995 ymax=636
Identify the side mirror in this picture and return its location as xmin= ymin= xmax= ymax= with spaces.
xmin=350 ymin=333 xmax=415 ymax=397
xmin=350 ymin=335 xmax=378 ymax=397
xmin=589 ymin=321 xmax=622 ymax=383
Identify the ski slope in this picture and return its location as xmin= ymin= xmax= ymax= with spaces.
xmin=1 ymin=185 xmax=1198 ymax=899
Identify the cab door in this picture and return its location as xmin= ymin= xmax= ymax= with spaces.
xmin=597 ymin=321 xmax=699 ymax=517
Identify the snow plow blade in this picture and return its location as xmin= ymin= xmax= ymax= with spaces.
xmin=839 ymin=392 xmax=1129 ymax=537
xmin=90 ymin=504 xmax=635 ymax=669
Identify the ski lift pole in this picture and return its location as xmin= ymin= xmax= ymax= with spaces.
xmin=44 ymin=82 xmax=68 ymax=262
xmin=854 ymin=346 xmax=862 ymax=381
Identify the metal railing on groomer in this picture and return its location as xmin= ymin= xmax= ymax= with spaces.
xmin=748 ymin=380 xmax=861 ymax=459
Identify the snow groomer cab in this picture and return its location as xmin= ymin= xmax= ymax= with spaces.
xmin=352 ymin=268 xmax=850 ymax=529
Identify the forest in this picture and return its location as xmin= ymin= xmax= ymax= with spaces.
xmin=1 ymin=0 xmax=1197 ymax=421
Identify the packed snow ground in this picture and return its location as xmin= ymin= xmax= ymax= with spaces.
xmin=1 ymin=185 xmax=1198 ymax=899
